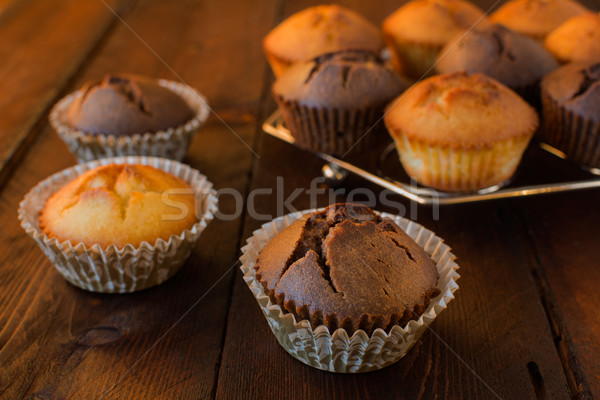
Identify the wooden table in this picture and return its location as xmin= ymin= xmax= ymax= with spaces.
xmin=1 ymin=0 xmax=599 ymax=399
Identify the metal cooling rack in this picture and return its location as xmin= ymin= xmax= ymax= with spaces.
xmin=263 ymin=110 xmax=600 ymax=205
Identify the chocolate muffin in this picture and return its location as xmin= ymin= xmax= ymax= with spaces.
xmin=435 ymin=24 xmax=558 ymax=105
xmin=254 ymin=203 xmax=440 ymax=336
xmin=540 ymin=61 xmax=600 ymax=168
xmin=273 ymin=50 xmax=408 ymax=156
xmin=66 ymin=75 xmax=195 ymax=136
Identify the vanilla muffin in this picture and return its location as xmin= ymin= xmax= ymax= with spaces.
xmin=384 ymin=72 xmax=539 ymax=192
xmin=263 ymin=4 xmax=383 ymax=77
xmin=382 ymin=0 xmax=489 ymax=79
xmin=40 ymin=164 xmax=197 ymax=249
xmin=490 ymin=0 xmax=588 ymax=41
xmin=545 ymin=13 xmax=600 ymax=63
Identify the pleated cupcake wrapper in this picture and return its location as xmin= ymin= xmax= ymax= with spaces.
xmin=540 ymin=90 xmax=600 ymax=168
xmin=384 ymin=34 xmax=440 ymax=79
xmin=276 ymin=98 xmax=382 ymax=156
xmin=514 ymin=81 xmax=542 ymax=110
xmin=18 ymin=156 xmax=218 ymax=293
xmin=50 ymin=80 xmax=210 ymax=163
xmin=394 ymin=134 xmax=532 ymax=192
xmin=240 ymin=209 xmax=460 ymax=373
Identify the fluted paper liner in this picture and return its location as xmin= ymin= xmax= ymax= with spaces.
xmin=383 ymin=34 xmax=440 ymax=79
xmin=50 ymin=80 xmax=210 ymax=162
xmin=240 ymin=209 xmax=460 ymax=373
xmin=276 ymin=98 xmax=383 ymax=156
xmin=540 ymin=90 xmax=600 ymax=168
xmin=393 ymin=134 xmax=532 ymax=192
xmin=18 ymin=156 xmax=218 ymax=293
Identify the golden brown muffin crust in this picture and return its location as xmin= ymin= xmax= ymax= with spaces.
xmin=544 ymin=13 xmax=600 ymax=63
xmin=490 ymin=0 xmax=589 ymax=39
xmin=255 ymin=204 xmax=440 ymax=335
xmin=40 ymin=164 xmax=198 ymax=249
xmin=384 ymin=72 xmax=539 ymax=148
xmin=382 ymin=0 xmax=489 ymax=46
xmin=263 ymin=5 xmax=383 ymax=64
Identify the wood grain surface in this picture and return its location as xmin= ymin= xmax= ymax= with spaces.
xmin=0 ymin=0 xmax=598 ymax=399
xmin=514 ymin=191 xmax=600 ymax=399
xmin=0 ymin=0 xmax=135 ymax=186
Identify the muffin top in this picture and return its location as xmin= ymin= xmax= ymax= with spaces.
xmin=384 ymin=72 xmax=539 ymax=148
xmin=436 ymin=24 xmax=558 ymax=88
xmin=263 ymin=5 xmax=383 ymax=65
xmin=541 ymin=61 xmax=600 ymax=121
xmin=40 ymin=164 xmax=197 ymax=249
xmin=66 ymin=75 xmax=195 ymax=136
xmin=272 ymin=50 xmax=407 ymax=109
xmin=490 ymin=0 xmax=588 ymax=39
xmin=545 ymin=13 xmax=600 ymax=63
xmin=382 ymin=0 xmax=489 ymax=46
xmin=255 ymin=203 xmax=440 ymax=336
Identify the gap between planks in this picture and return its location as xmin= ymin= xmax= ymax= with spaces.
xmin=208 ymin=0 xmax=288 ymax=398
xmin=511 ymin=202 xmax=593 ymax=400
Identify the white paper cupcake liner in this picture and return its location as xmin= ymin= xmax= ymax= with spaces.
xmin=393 ymin=134 xmax=533 ymax=192
xmin=240 ymin=208 xmax=460 ymax=373
xmin=50 ymin=80 xmax=210 ymax=162
xmin=18 ymin=156 xmax=218 ymax=293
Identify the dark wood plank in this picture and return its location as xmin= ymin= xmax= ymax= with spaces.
xmin=512 ymin=188 xmax=600 ymax=399
xmin=505 ymin=2 xmax=600 ymax=397
xmin=578 ymin=0 xmax=600 ymax=9
xmin=0 ymin=0 xmax=135 ymax=186
xmin=0 ymin=0 xmax=277 ymax=398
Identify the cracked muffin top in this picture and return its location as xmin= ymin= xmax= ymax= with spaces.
xmin=272 ymin=50 xmax=407 ymax=109
xmin=254 ymin=203 xmax=440 ymax=336
xmin=384 ymin=72 xmax=539 ymax=148
xmin=66 ymin=74 xmax=195 ymax=136
xmin=40 ymin=164 xmax=197 ymax=249
xmin=435 ymin=24 xmax=558 ymax=89
xmin=541 ymin=61 xmax=600 ymax=122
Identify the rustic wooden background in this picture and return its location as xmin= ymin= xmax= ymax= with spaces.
xmin=0 ymin=0 xmax=598 ymax=399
